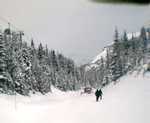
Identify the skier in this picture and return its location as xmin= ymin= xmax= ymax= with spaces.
xmin=95 ymin=89 xmax=103 ymax=102
xmin=99 ymin=89 xmax=103 ymax=100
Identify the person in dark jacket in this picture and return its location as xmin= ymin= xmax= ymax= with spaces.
xmin=99 ymin=89 xmax=103 ymax=100
xmin=95 ymin=89 xmax=103 ymax=102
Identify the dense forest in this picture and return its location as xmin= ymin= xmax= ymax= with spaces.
xmin=84 ymin=27 xmax=150 ymax=88
xmin=0 ymin=26 xmax=150 ymax=96
xmin=0 ymin=28 xmax=84 ymax=95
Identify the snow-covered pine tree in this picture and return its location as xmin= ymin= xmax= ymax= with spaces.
xmin=123 ymin=30 xmax=128 ymax=42
xmin=110 ymin=28 xmax=123 ymax=82
xmin=103 ymin=48 xmax=111 ymax=85
xmin=33 ymin=43 xmax=51 ymax=94
xmin=140 ymin=27 xmax=147 ymax=53
xmin=0 ymin=30 xmax=13 ymax=94
xmin=97 ymin=58 xmax=105 ymax=87
xmin=38 ymin=43 xmax=44 ymax=61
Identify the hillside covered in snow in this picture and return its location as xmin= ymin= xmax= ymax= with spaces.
xmin=83 ymin=27 xmax=150 ymax=88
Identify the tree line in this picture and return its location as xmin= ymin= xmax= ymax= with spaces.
xmin=84 ymin=27 xmax=150 ymax=88
xmin=0 ymin=26 xmax=150 ymax=95
xmin=0 ymin=28 xmax=83 ymax=95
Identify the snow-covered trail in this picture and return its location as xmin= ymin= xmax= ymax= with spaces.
xmin=0 ymin=74 xmax=150 ymax=123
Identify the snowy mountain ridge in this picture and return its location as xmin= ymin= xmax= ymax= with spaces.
xmin=85 ymin=47 xmax=109 ymax=71
xmin=91 ymin=47 xmax=107 ymax=64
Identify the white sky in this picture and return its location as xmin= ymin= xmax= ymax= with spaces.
xmin=0 ymin=0 xmax=150 ymax=65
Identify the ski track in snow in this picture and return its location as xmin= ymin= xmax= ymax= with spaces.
xmin=0 ymin=73 xmax=150 ymax=123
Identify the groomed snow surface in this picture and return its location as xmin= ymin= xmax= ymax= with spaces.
xmin=0 ymin=72 xmax=150 ymax=123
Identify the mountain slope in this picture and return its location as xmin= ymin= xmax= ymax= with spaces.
xmin=85 ymin=47 xmax=110 ymax=71
xmin=0 ymin=70 xmax=150 ymax=123
xmin=88 ymin=31 xmax=141 ymax=70
xmin=83 ymin=27 xmax=150 ymax=88
xmin=91 ymin=47 xmax=107 ymax=64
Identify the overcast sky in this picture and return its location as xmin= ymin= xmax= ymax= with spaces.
xmin=0 ymin=0 xmax=150 ymax=65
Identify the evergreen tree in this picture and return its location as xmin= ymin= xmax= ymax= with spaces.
xmin=123 ymin=30 xmax=128 ymax=42
xmin=114 ymin=27 xmax=119 ymax=43
xmin=0 ymin=31 xmax=13 ymax=94
xmin=140 ymin=27 xmax=147 ymax=41
xmin=140 ymin=27 xmax=147 ymax=53
xmin=110 ymin=28 xmax=123 ymax=82
xmin=38 ymin=43 xmax=44 ymax=61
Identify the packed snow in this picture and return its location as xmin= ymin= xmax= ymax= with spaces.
xmin=0 ymin=72 xmax=150 ymax=123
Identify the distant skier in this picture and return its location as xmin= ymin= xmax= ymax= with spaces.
xmin=95 ymin=89 xmax=103 ymax=102
xmin=99 ymin=89 xmax=103 ymax=100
